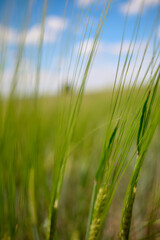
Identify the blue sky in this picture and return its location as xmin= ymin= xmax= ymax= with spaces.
xmin=0 ymin=0 xmax=160 ymax=95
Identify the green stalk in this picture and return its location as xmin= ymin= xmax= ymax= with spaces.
xmin=119 ymin=71 xmax=160 ymax=239
xmin=28 ymin=168 xmax=39 ymax=240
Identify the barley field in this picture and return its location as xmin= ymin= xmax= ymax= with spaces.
xmin=0 ymin=0 xmax=160 ymax=239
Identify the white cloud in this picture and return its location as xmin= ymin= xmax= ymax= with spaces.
xmin=0 ymin=16 xmax=67 ymax=46
xmin=86 ymin=45 xmax=155 ymax=91
xmin=101 ymin=41 xmax=148 ymax=56
xmin=86 ymin=62 xmax=116 ymax=90
xmin=1 ymin=40 xmax=156 ymax=96
xmin=158 ymin=27 xmax=160 ymax=39
xmin=75 ymin=39 xmax=95 ymax=55
xmin=76 ymin=39 xmax=147 ymax=57
xmin=120 ymin=0 xmax=160 ymax=15
xmin=73 ymin=38 xmax=153 ymax=92
xmin=77 ymin=0 xmax=94 ymax=7
xmin=0 ymin=25 xmax=19 ymax=44
xmin=26 ymin=16 xmax=67 ymax=45
xmin=1 ymin=64 xmax=61 ymax=96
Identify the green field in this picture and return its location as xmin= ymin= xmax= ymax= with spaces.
xmin=0 ymin=89 xmax=160 ymax=239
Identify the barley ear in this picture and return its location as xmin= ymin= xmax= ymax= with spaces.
xmin=88 ymin=186 xmax=107 ymax=240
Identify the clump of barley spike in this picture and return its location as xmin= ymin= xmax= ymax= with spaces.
xmin=119 ymin=185 xmax=137 ymax=240
xmin=119 ymin=68 xmax=160 ymax=240
xmin=88 ymin=186 xmax=107 ymax=240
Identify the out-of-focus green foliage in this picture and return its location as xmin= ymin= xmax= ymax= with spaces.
xmin=0 ymin=90 xmax=160 ymax=239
